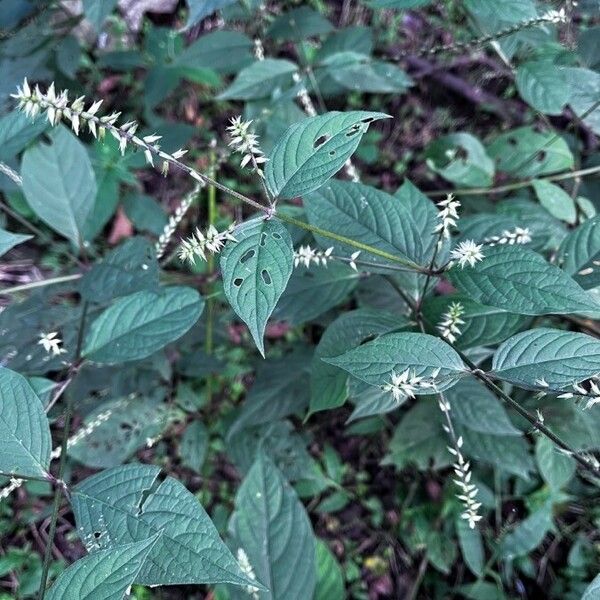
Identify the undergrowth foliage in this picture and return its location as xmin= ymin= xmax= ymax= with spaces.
xmin=1 ymin=1 xmax=600 ymax=599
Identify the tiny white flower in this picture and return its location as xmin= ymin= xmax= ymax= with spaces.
xmin=349 ymin=251 xmax=361 ymax=271
xmin=227 ymin=116 xmax=267 ymax=176
xmin=38 ymin=332 xmax=66 ymax=357
xmin=178 ymin=223 xmax=237 ymax=265
xmin=450 ymin=240 xmax=485 ymax=269
xmin=437 ymin=302 xmax=465 ymax=344
xmin=236 ymin=548 xmax=260 ymax=600
xmin=434 ymin=194 xmax=461 ymax=240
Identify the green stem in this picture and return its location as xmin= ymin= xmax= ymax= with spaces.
xmin=38 ymin=302 xmax=88 ymax=600
xmin=0 ymin=274 xmax=82 ymax=295
xmin=457 ymin=349 xmax=600 ymax=479
xmin=205 ymin=154 xmax=217 ymax=405
xmin=276 ymin=212 xmax=426 ymax=272
xmin=427 ymin=163 xmax=600 ymax=198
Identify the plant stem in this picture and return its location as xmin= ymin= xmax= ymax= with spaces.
xmin=276 ymin=212 xmax=426 ymax=272
xmin=205 ymin=152 xmax=217 ymax=405
xmin=457 ymin=349 xmax=600 ymax=478
xmin=427 ymin=163 xmax=600 ymax=198
xmin=38 ymin=301 xmax=88 ymax=600
xmin=0 ymin=274 xmax=82 ymax=295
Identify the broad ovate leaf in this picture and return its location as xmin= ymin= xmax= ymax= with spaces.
xmin=229 ymin=454 xmax=316 ymax=600
xmin=326 ymin=332 xmax=466 ymax=393
xmin=448 ymin=246 xmax=600 ymax=316
xmin=265 ymin=111 xmax=389 ymax=199
xmin=0 ymin=367 xmax=51 ymax=479
xmin=21 ymin=126 xmax=96 ymax=245
xmin=492 ymin=328 xmax=600 ymax=390
xmin=83 ymin=286 xmax=204 ymax=364
xmin=558 ymin=215 xmax=600 ymax=290
xmin=304 ymin=180 xmax=423 ymax=270
xmin=220 ymin=218 xmax=293 ymax=355
xmin=46 ymin=537 xmax=159 ymax=600
xmin=515 ymin=60 xmax=570 ymax=115
xmin=72 ymin=464 xmax=256 ymax=588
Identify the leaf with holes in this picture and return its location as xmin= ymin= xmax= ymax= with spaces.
xmin=46 ymin=536 xmax=159 ymax=600
xmin=83 ymin=286 xmax=204 ymax=364
xmin=326 ymin=332 xmax=466 ymax=393
xmin=0 ymin=367 xmax=51 ymax=479
xmin=558 ymin=215 xmax=600 ymax=289
xmin=71 ymin=464 xmax=260 ymax=588
xmin=228 ymin=454 xmax=316 ymax=600
xmin=220 ymin=218 xmax=293 ymax=356
xmin=265 ymin=111 xmax=390 ymax=199
xmin=447 ymin=246 xmax=600 ymax=317
xmin=492 ymin=328 xmax=600 ymax=390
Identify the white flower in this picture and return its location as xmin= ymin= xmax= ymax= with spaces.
xmin=543 ymin=8 xmax=567 ymax=24
xmin=349 ymin=251 xmax=361 ymax=271
xmin=434 ymin=194 xmax=461 ymax=240
xmin=450 ymin=240 xmax=485 ymax=269
xmin=178 ymin=223 xmax=237 ymax=264
xmin=293 ymin=245 xmax=333 ymax=268
xmin=227 ymin=116 xmax=267 ymax=175
xmin=454 ymin=452 xmax=482 ymax=529
xmin=437 ymin=302 xmax=465 ymax=344
xmin=38 ymin=332 xmax=66 ymax=357
xmin=236 ymin=548 xmax=260 ymax=600
xmin=382 ymin=368 xmax=437 ymax=403
xmin=484 ymin=226 xmax=531 ymax=247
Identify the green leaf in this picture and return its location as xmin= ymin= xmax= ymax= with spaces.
xmin=229 ymin=454 xmax=316 ymax=600
xmin=228 ymin=350 xmax=311 ymax=438
xmin=0 ymin=110 xmax=47 ymax=161
xmin=318 ymin=26 xmax=373 ymax=59
xmin=0 ymin=367 xmax=51 ymax=479
xmin=366 ymin=0 xmax=432 ymax=7
xmin=220 ymin=218 xmax=293 ymax=355
xmin=83 ymin=286 xmax=204 ymax=364
xmin=315 ymin=541 xmax=345 ymax=600
xmin=82 ymin=0 xmax=118 ymax=30
xmin=72 ymin=464 xmax=255 ymax=588
xmin=0 ymin=228 xmax=31 ymax=258
xmin=515 ymin=60 xmax=570 ymax=115
xmin=310 ymin=309 xmax=406 ymax=415
xmin=79 ymin=237 xmax=159 ymax=303
xmin=425 ymin=133 xmax=494 ymax=188
xmin=564 ymin=67 xmax=600 ymax=135
xmin=532 ymin=179 xmax=576 ymax=224
xmin=447 ymin=246 xmax=600 ymax=316
xmin=582 ymin=574 xmax=600 ymax=600
xmin=273 ymin=262 xmax=358 ymax=325
xmin=456 ymin=517 xmax=484 ymax=577
xmin=500 ymin=504 xmax=553 ymax=559
xmin=492 ymin=328 xmax=600 ymax=389
xmin=265 ymin=111 xmax=389 ymax=199
xmin=535 ymin=436 xmax=575 ymax=491
xmin=422 ymin=295 xmax=529 ymax=350
xmin=185 ymin=0 xmax=236 ymax=27
xmin=21 ymin=126 xmax=96 ymax=245
xmin=323 ymin=53 xmax=413 ymax=94
xmin=487 ymin=127 xmax=574 ymax=179
xmin=217 ymin=59 xmax=298 ymax=100
xmin=304 ymin=180 xmax=423 ymax=270
xmin=558 ymin=215 xmax=600 ymax=289
xmin=69 ymin=390 xmax=172 ymax=469
xmin=46 ymin=537 xmax=159 ymax=600
xmin=175 ymin=31 xmax=253 ymax=75
xmin=179 ymin=420 xmax=209 ymax=474
xmin=266 ymin=7 xmax=333 ymax=41
xmin=326 ymin=332 xmax=466 ymax=392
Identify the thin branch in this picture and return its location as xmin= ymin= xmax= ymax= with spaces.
xmin=0 ymin=274 xmax=82 ymax=296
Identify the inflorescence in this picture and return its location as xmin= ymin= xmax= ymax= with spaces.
xmin=178 ymin=224 xmax=237 ymax=265
xmin=437 ymin=302 xmax=466 ymax=344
